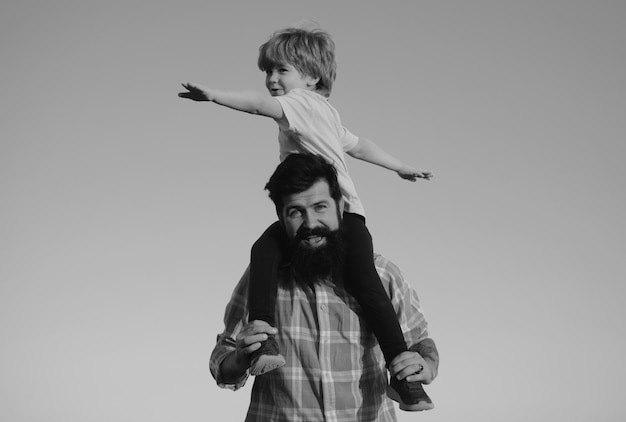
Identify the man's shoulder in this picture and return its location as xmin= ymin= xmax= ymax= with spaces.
xmin=373 ymin=253 xmax=400 ymax=271
xmin=373 ymin=253 xmax=406 ymax=284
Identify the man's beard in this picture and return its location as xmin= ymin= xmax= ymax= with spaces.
xmin=288 ymin=225 xmax=346 ymax=288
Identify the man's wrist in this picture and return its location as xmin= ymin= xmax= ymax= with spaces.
xmin=422 ymin=357 xmax=438 ymax=384
xmin=412 ymin=338 xmax=439 ymax=383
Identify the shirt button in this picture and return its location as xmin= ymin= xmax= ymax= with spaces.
xmin=320 ymin=304 xmax=327 ymax=311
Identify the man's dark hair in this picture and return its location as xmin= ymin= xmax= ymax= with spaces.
xmin=265 ymin=153 xmax=342 ymax=212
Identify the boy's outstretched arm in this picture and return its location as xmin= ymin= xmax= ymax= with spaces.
xmin=346 ymin=137 xmax=433 ymax=181
xmin=178 ymin=82 xmax=283 ymax=120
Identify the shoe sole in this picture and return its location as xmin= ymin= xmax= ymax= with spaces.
xmin=386 ymin=385 xmax=435 ymax=412
xmin=250 ymin=354 xmax=286 ymax=376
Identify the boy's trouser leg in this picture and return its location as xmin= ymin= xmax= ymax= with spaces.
xmin=248 ymin=221 xmax=287 ymax=376
xmin=342 ymin=213 xmax=408 ymax=365
xmin=248 ymin=221 xmax=286 ymax=326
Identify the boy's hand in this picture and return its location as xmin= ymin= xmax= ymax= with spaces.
xmin=178 ymin=82 xmax=212 ymax=101
xmin=397 ymin=165 xmax=433 ymax=181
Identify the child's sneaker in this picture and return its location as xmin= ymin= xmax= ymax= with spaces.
xmin=387 ymin=377 xmax=434 ymax=411
xmin=249 ymin=335 xmax=286 ymax=376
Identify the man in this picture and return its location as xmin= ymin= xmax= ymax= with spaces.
xmin=210 ymin=153 xmax=439 ymax=421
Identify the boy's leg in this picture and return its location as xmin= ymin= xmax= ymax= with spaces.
xmin=342 ymin=213 xmax=407 ymax=363
xmin=248 ymin=221 xmax=287 ymax=375
xmin=249 ymin=221 xmax=286 ymax=326
xmin=342 ymin=213 xmax=433 ymax=411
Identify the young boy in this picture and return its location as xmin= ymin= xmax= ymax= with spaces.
xmin=179 ymin=25 xmax=434 ymax=411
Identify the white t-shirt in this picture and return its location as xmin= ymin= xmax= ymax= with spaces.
xmin=274 ymin=89 xmax=365 ymax=216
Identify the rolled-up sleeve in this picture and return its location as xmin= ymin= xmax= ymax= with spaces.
xmin=209 ymin=268 xmax=252 ymax=390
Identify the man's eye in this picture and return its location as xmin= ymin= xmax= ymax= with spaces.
xmin=315 ymin=204 xmax=328 ymax=211
xmin=288 ymin=209 xmax=301 ymax=218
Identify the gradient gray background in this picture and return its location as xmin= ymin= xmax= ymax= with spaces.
xmin=2 ymin=1 xmax=624 ymax=421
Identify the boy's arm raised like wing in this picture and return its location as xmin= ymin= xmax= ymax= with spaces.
xmin=179 ymin=82 xmax=283 ymax=120
xmin=346 ymin=136 xmax=433 ymax=181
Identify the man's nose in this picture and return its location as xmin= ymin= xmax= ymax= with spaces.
xmin=301 ymin=211 xmax=319 ymax=228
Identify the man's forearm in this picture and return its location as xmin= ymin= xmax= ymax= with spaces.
xmin=412 ymin=338 xmax=439 ymax=383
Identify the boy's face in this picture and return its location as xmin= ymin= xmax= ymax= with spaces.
xmin=265 ymin=63 xmax=319 ymax=96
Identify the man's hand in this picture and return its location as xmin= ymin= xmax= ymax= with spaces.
xmin=388 ymin=351 xmax=436 ymax=385
xmin=178 ymin=82 xmax=213 ymax=101
xmin=396 ymin=165 xmax=433 ymax=181
xmin=219 ymin=320 xmax=278 ymax=383
xmin=234 ymin=320 xmax=278 ymax=370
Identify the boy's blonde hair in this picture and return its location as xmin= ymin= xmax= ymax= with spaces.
xmin=258 ymin=27 xmax=337 ymax=97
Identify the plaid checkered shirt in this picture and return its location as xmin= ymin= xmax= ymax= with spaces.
xmin=210 ymin=254 xmax=431 ymax=422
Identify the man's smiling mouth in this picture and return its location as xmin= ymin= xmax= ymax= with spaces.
xmin=302 ymin=235 xmax=325 ymax=246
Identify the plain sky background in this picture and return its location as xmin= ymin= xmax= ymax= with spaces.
xmin=2 ymin=1 xmax=625 ymax=421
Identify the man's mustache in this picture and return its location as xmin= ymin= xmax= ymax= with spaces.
xmin=295 ymin=226 xmax=333 ymax=241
